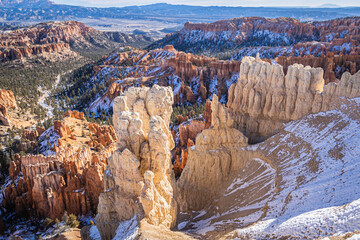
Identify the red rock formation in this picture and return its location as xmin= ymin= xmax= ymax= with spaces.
xmin=0 ymin=89 xmax=17 ymax=126
xmin=21 ymin=129 xmax=40 ymax=142
xmin=90 ymin=46 xmax=241 ymax=111
xmin=0 ymin=20 xmax=119 ymax=61
xmin=173 ymin=105 xmax=212 ymax=177
xmin=9 ymin=155 xmax=21 ymax=180
xmin=65 ymin=110 xmax=85 ymax=120
xmin=0 ymin=89 xmax=16 ymax=109
xmin=3 ymin=113 xmax=117 ymax=220
xmin=179 ymin=120 xmax=205 ymax=147
xmin=54 ymin=120 xmax=76 ymax=140
xmin=87 ymin=122 xmax=117 ymax=150
xmin=3 ymin=146 xmax=112 ymax=219
xmin=203 ymin=100 xmax=212 ymax=129
xmin=273 ymin=54 xmax=360 ymax=84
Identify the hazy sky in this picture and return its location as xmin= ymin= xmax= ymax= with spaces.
xmin=53 ymin=0 xmax=360 ymax=8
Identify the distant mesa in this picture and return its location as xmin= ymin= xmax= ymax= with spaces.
xmin=0 ymin=0 xmax=54 ymax=7
xmin=318 ymin=4 xmax=342 ymax=8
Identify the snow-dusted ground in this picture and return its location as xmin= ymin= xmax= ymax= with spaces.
xmin=179 ymin=98 xmax=360 ymax=239
xmin=233 ymin=98 xmax=360 ymax=239
xmin=37 ymin=126 xmax=60 ymax=156
xmin=89 ymin=226 xmax=101 ymax=240
xmin=38 ymin=74 xmax=61 ymax=118
xmin=113 ymin=215 xmax=139 ymax=240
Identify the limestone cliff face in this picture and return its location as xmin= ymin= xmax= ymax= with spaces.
xmin=227 ymin=56 xmax=360 ymax=143
xmin=0 ymin=43 xmax=74 ymax=61
xmin=96 ymin=85 xmax=177 ymax=240
xmin=0 ymin=89 xmax=17 ymax=126
xmin=177 ymin=95 xmax=248 ymax=211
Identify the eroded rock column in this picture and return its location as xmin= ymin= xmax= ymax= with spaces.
xmin=177 ymin=94 xmax=248 ymax=211
xmin=96 ymin=85 xmax=177 ymax=240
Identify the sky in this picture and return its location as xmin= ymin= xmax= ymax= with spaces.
xmin=53 ymin=0 xmax=360 ymax=8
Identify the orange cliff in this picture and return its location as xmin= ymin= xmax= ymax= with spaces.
xmin=0 ymin=89 xmax=17 ymax=126
xmin=164 ymin=51 xmax=240 ymax=104
xmin=3 ymin=111 xmax=117 ymax=219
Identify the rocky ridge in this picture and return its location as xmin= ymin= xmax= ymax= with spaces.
xmin=149 ymin=17 xmax=360 ymax=85
xmin=149 ymin=17 xmax=360 ymax=54
xmin=0 ymin=21 xmax=153 ymax=62
xmin=227 ymin=56 xmax=360 ymax=142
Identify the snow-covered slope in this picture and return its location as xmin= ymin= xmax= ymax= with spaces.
xmin=179 ymin=97 xmax=360 ymax=239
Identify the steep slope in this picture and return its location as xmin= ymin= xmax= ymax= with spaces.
xmin=177 ymin=97 xmax=360 ymax=239
xmin=174 ymin=58 xmax=360 ymax=238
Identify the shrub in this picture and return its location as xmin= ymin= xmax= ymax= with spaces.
xmin=66 ymin=214 xmax=80 ymax=228
xmin=43 ymin=218 xmax=54 ymax=227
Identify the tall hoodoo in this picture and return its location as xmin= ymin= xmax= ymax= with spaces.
xmin=227 ymin=56 xmax=360 ymax=143
xmin=177 ymin=94 xmax=248 ymax=211
xmin=3 ymin=114 xmax=116 ymax=220
xmin=96 ymin=85 xmax=177 ymax=240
